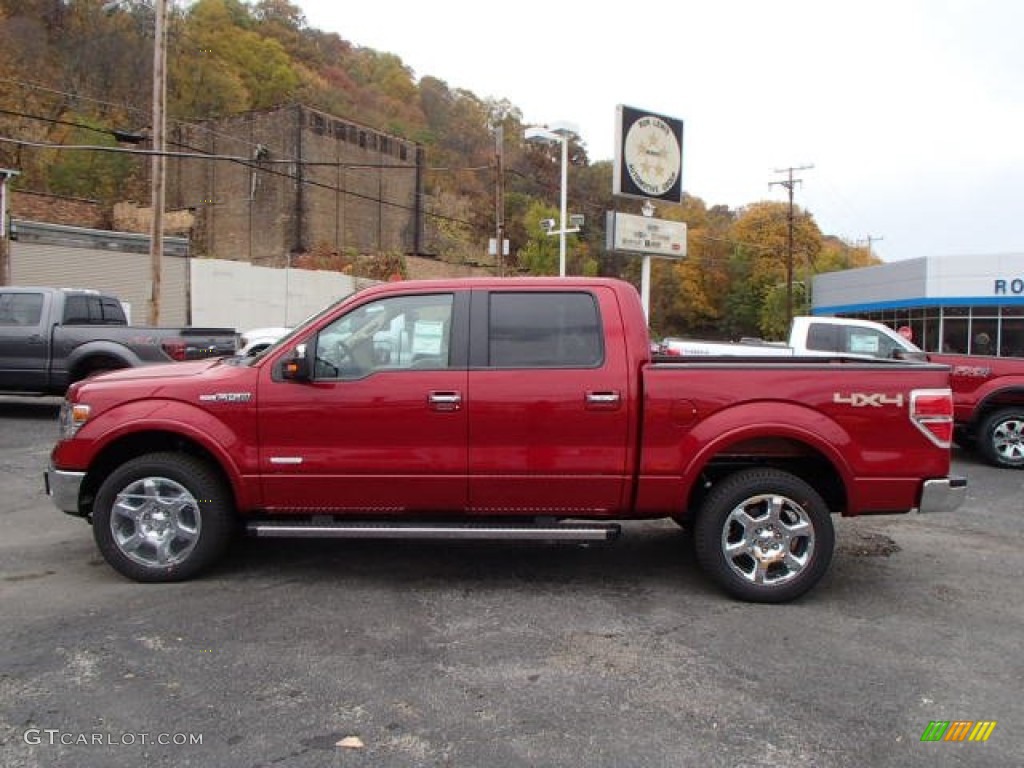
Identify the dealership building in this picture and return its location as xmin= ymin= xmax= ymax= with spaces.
xmin=811 ymin=253 xmax=1024 ymax=356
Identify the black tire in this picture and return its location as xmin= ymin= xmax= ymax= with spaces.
xmin=694 ymin=468 xmax=835 ymax=603
xmin=978 ymin=408 xmax=1024 ymax=469
xmin=92 ymin=452 xmax=234 ymax=582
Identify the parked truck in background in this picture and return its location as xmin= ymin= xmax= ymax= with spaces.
xmin=660 ymin=316 xmax=922 ymax=360
xmin=45 ymin=278 xmax=964 ymax=602
xmin=663 ymin=314 xmax=1024 ymax=469
xmin=0 ymin=286 xmax=239 ymax=395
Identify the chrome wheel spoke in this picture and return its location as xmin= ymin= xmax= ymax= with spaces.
xmin=116 ymin=530 xmax=146 ymax=555
xmin=153 ymin=534 xmax=175 ymax=564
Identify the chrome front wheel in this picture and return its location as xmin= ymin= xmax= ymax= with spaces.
xmin=980 ymin=408 xmax=1024 ymax=469
xmin=110 ymin=476 xmax=202 ymax=569
xmin=93 ymin=453 xmax=233 ymax=582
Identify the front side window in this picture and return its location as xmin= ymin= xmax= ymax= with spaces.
xmin=313 ymin=293 xmax=453 ymax=379
xmin=807 ymin=322 xmax=908 ymax=358
xmin=843 ymin=328 xmax=902 ymax=358
xmin=487 ymin=292 xmax=603 ymax=368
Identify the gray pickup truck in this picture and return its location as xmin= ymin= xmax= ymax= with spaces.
xmin=0 ymin=286 xmax=238 ymax=395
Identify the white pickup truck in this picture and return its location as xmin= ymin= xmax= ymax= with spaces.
xmin=660 ymin=316 xmax=923 ymax=360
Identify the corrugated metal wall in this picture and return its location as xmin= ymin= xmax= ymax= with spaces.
xmin=10 ymin=222 xmax=188 ymax=325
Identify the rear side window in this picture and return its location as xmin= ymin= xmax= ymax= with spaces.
xmin=0 ymin=292 xmax=44 ymax=326
xmin=63 ymin=295 xmax=127 ymax=324
xmin=487 ymin=292 xmax=603 ymax=368
xmin=806 ymin=323 xmax=839 ymax=352
xmin=100 ymin=298 xmax=127 ymax=324
xmin=62 ymin=295 xmax=95 ymax=324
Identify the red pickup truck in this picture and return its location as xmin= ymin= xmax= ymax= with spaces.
xmin=661 ymin=314 xmax=1024 ymax=470
xmin=45 ymin=278 xmax=965 ymax=602
xmin=924 ymin=354 xmax=1024 ymax=469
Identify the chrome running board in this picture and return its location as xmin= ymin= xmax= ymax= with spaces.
xmin=247 ymin=519 xmax=620 ymax=542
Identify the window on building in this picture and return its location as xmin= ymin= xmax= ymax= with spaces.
xmin=1000 ymin=318 xmax=1024 ymax=357
xmin=970 ymin=318 xmax=998 ymax=355
xmin=942 ymin=318 xmax=969 ymax=353
xmin=923 ymin=313 xmax=942 ymax=352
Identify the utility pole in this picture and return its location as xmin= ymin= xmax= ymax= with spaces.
xmin=865 ymin=234 xmax=884 ymax=260
xmin=149 ymin=0 xmax=168 ymax=324
xmin=770 ymin=164 xmax=813 ymax=327
xmin=0 ymin=168 xmax=19 ymax=285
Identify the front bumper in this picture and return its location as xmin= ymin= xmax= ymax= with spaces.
xmin=44 ymin=465 xmax=86 ymax=516
xmin=917 ymin=476 xmax=967 ymax=514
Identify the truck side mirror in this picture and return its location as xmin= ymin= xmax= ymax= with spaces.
xmin=281 ymin=344 xmax=311 ymax=381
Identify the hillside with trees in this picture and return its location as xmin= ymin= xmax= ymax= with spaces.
xmin=0 ymin=0 xmax=880 ymax=339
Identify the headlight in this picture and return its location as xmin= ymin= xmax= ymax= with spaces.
xmin=58 ymin=401 xmax=91 ymax=439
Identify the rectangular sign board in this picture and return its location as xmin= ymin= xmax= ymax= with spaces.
xmin=606 ymin=211 xmax=688 ymax=258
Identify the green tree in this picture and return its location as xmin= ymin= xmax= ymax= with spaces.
xmin=43 ymin=118 xmax=133 ymax=201
xmin=518 ymin=201 xmax=560 ymax=275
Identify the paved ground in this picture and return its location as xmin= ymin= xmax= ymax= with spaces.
xmin=0 ymin=395 xmax=1021 ymax=767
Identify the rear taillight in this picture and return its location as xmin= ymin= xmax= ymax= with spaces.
xmin=911 ymin=388 xmax=954 ymax=448
xmin=161 ymin=338 xmax=187 ymax=361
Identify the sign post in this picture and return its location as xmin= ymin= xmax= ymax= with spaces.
xmin=610 ymin=106 xmax=686 ymax=321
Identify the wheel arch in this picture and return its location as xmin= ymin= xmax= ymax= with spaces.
xmin=972 ymin=385 xmax=1024 ymax=428
xmin=80 ymin=430 xmax=239 ymax=518
xmin=66 ymin=342 xmax=143 ymax=383
xmin=688 ymin=436 xmax=847 ymax=520
xmin=679 ymin=416 xmax=852 ymax=519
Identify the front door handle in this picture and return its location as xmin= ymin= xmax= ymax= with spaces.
xmin=428 ymin=391 xmax=462 ymax=411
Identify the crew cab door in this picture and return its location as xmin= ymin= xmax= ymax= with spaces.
xmin=0 ymin=289 xmax=49 ymax=391
xmin=465 ymin=287 xmax=631 ymax=514
xmin=257 ymin=291 xmax=470 ymax=513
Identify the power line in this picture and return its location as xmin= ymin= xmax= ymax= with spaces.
xmin=0 ymin=133 xmax=479 ymax=229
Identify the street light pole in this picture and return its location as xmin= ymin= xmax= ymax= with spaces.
xmin=557 ymin=132 xmax=568 ymax=278
xmin=524 ymin=123 xmax=578 ymax=277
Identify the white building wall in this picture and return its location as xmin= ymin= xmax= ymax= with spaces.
xmin=189 ymin=259 xmax=367 ymax=329
xmin=926 ymin=253 xmax=1024 ymax=300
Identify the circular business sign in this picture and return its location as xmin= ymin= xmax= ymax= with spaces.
xmin=623 ymin=115 xmax=682 ymax=198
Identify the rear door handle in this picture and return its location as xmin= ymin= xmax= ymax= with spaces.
xmin=585 ymin=391 xmax=621 ymax=409
xmin=428 ymin=391 xmax=462 ymax=411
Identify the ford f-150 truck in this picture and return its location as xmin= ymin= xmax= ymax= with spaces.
xmin=0 ymin=286 xmax=239 ymax=395
xmin=45 ymin=278 xmax=965 ymax=602
xmin=660 ymin=316 xmax=918 ymax=359
xmin=662 ymin=315 xmax=1024 ymax=470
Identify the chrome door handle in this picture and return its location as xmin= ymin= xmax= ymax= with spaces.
xmin=585 ymin=391 xmax=621 ymax=409
xmin=428 ymin=391 xmax=462 ymax=411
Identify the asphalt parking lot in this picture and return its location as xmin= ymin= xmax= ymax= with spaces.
xmin=0 ymin=395 xmax=1021 ymax=768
